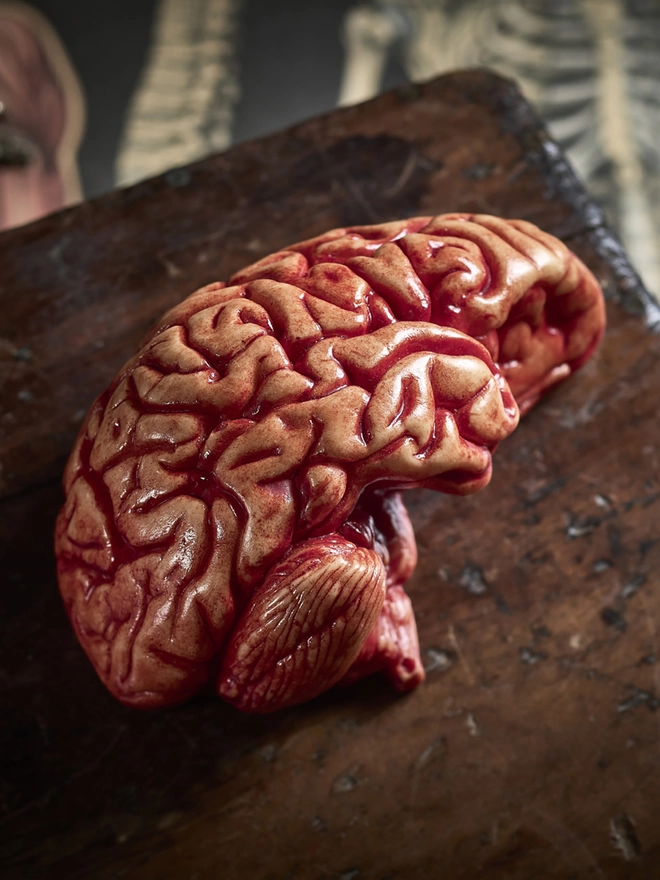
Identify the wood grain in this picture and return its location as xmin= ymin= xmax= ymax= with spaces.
xmin=1 ymin=70 xmax=659 ymax=879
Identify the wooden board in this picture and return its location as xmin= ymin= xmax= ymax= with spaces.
xmin=2 ymin=70 xmax=660 ymax=879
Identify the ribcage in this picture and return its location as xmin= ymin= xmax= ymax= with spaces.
xmin=340 ymin=0 xmax=660 ymax=299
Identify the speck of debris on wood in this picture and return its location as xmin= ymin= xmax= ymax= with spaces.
xmin=601 ymin=607 xmax=627 ymax=631
xmin=621 ymin=573 xmax=647 ymax=598
xmin=337 ymin=870 xmax=361 ymax=880
xmin=519 ymin=646 xmax=544 ymax=665
xmin=459 ymin=564 xmax=487 ymax=595
xmin=12 ymin=346 xmax=31 ymax=361
xmin=332 ymin=774 xmax=358 ymax=794
xmin=610 ymin=813 xmax=641 ymax=861
xmin=565 ymin=513 xmax=600 ymax=539
xmin=16 ymin=388 xmax=33 ymax=403
xmin=594 ymin=493 xmax=612 ymax=508
xmin=410 ymin=737 xmax=446 ymax=774
xmin=593 ymin=558 xmax=613 ymax=573
xmin=424 ymin=648 xmax=453 ymax=672
xmin=311 ymin=815 xmax=326 ymax=832
xmin=496 ymin=595 xmax=512 ymax=614
xmin=525 ymin=476 xmax=567 ymax=507
xmin=617 ymin=688 xmax=660 ymax=713
xmin=256 ymin=744 xmax=276 ymax=763
xmin=640 ymin=654 xmax=656 ymax=665
xmin=466 ymin=713 xmax=481 ymax=736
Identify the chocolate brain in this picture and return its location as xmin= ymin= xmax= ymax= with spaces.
xmin=55 ymin=214 xmax=605 ymax=712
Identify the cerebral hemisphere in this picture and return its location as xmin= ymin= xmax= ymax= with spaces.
xmin=55 ymin=214 xmax=606 ymax=713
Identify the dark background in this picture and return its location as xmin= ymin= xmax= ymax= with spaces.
xmin=29 ymin=0 xmax=409 ymax=198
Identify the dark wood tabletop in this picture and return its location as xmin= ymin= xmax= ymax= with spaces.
xmin=2 ymin=70 xmax=660 ymax=880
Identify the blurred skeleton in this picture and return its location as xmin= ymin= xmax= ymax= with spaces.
xmin=115 ymin=0 xmax=243 ymax=187
xmin=338 ymin=0 xmax=660 ymax=300
xmin=5 ymin=0 xmax=660 ymax=307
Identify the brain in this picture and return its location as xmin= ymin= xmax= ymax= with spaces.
xmin=55 ymin=214 xmax=605 ymax=712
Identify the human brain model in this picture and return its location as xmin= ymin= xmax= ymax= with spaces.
xmin=55 ymin=214 xmax=605 ymax=713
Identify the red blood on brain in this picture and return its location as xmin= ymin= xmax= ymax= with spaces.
xmin=55 ymin=214 xmax=605 ymax=713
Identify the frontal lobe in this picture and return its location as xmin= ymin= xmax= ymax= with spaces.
xmin=55 ymin=213 xmax=605 ymax=710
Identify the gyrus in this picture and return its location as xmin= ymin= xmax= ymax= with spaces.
xmin=55 ymin=214 xmax=606 ymax=712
